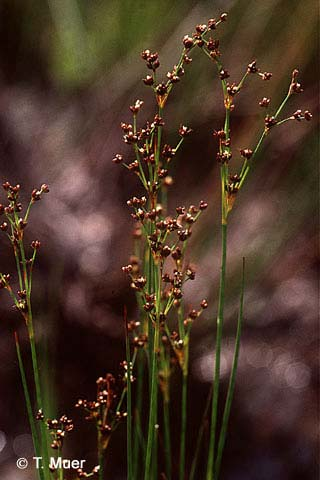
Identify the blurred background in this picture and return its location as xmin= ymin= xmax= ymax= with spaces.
xmin=0 ymin=0 xmax=318 ymax=479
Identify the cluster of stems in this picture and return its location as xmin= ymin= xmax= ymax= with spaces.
xmin=114 ymin=11 xmax=311 ymax=480
xmin=0 ymin=10 xmax=311 ymax=480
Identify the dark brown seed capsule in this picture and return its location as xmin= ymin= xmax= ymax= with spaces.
xmin=259 ymin=97 xmax=271 ymax=108
xmin=240 ymin=148 xmax=253 ymax=159
xmin=183 ymin=35 xmax=194 ymax=49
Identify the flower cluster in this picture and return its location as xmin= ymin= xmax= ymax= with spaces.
xmin=75 ymin=372 xmax=128 ymax=449
xmin=0 ymin=182 xmax=49 ymax=319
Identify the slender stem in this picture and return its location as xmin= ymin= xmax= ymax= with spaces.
xmin=133 ymin=350 xmax=144 ymax=480
xmin=144 ymin=265 xmax=160 ymax=480
xmin=98 ymin=430 xmax=105 ymax=480
xmin=189 ymin=386 xmax=213 ymax=480
xmin=206 ymin=222 xmax=228 ymax=480
xmin=15 ymin=333 xmax=44 ymax=480
xmin=179 ymin=338 xmax=189 ymax=480
xmin=163 ymin=394 xmax=172 ymax=480
xmin=214 ymin=258 xmax=245 ymax=479
xmin=239 ymin=90 xmax=292 ymax=188
xmin=125 ymin=316 xmax=133 ymax=480
xmin=19 ymin=237 xmax=50 ymax=478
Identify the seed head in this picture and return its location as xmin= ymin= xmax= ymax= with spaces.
xmin=219 ymin=69 xmax=230 ymax=80
xmin=183 ymin=35 xmax=194 ymax=49
xmin=208 ymin=18 xmax=216 ymax=29
xmin=259 ymin=72 xmax=272 ymax=81
xmin=259 ymin=97 xmax=271 ymax=108
xmin=240 ymin=148 xmax=253 ymax=159
xmin=143 ymin=75 xmax=154 ymax=86
xmin=112 ymin=154 xmax=123 ymax=164
xmin=179 ymin=125 xmax=193 ymax=137
xmin=31 ymin=240 xmax=41 ymax=249
xmin=264 ymin=115 xmax=277 ymax=129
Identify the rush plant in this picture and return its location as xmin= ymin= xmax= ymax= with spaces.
xmin=0 ymin=10 xmax=311 ymax=480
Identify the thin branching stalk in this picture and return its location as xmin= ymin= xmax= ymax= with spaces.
xmin=214 ymin=258 xmax=245 ymax=478
xmin=125 ymin=310 xmax=133 ymax=480
xmin=189 ymin=386 xmax=213 ymax=480
xmin=15 ymin=332 xmax=44 ymax=480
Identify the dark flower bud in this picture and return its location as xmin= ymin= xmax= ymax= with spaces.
xmin=201 ymin=299 xmax=208 ymax=309
xmin=199 ymin=200 xmax=208 ymax=210
xmin=189 ymin=205 xmax=199 ymax=214
xmin=41 ymin=184 xmax=49 ymax=193
xmin=18 ymin=218 xmax=27 ymax=230
xmin=112 ymin=154 xmax=123 ymax=164
xmin=156 ymin=83 xmax=168 ymax=95
xmin=134 ymin=276 xmax=147 ymax=289
xmin=219 ymin=69 xmax=230 ymax=80
xmin=162 ymin=144 xmax=175 ymax=160
xmin=161 ymin=245 xmax=171 ymax=257
xmin=144 ymin=302 xmax=155 ymax=312
xmin=141 ymin=49 xmax=151 ymax=60
xmin=264 ymin=115 xmax=277 ymax=129
xmin=179 ymin=125 xmax=192 ymax=137
xmin=247 ymin=60 xmax=258 ymax=73
xmin=220 ymin=12 xmax=228 ymax=21
xmin=0 ymin=222 xmax=8 ymax=231
xmin=189 ymin=309 xmax=198 ymax=319
xmin=176 ymin=206 xmax=185 ymax=215
xmin=2 ymin=181 xmax=10 ymax=191
xmin=183 ymin=35 xmax=194 ymax=49
xmin=240 ymin=148 xmax=253 ymax=159
xmin=259 ymin=97 xmax=271 ymax=108
xmin=166 ymin=71 xmax=180 ymax=83
xmin=153 ymin=114 xmax=165 ymax=126
xmin=183 ymin=54 xmax=192 ymax=64
xmin=196 ymin=24 xmax=207 ymax=33
xmin=208 ymin=18 xmax=216 ymax=29
xmin=177 ymin=229 xmax=191 ymax=241
xmin=304 ymin=110 xmax=312 ymax=121
xmin=143 ymin=75 xmax=154 ymax=86
xmin=290 ymin=82 xmax=303 ymax=94
xmin=36 ymin=409 xmax=44 ymax=420
xmin=31 ymin=189 xmax=41 ymax=201
xmin=31 ymin=240 xmax=41 ymax=249
xmin=158 ymin=168 xmax=168 ymax=178
xmin=122 ymin=264 xmax=133 ymax=274
xmin=172 ymin=288 xmax=183 ymax=299
xmin=213 ymin=129 xmax=226 ymax=139
xmin=130 ymin=100 xmax=144 ymax=114
xmin=259 ymin=72 xmax=272 ymax=81
xmin=216 ymin=151 xmax=232 ymax=164
xmin=292 ymin=110 xmax=304 ymax=121
xmin=128 ymin=161 xmax=139 ymax=172
xmin=171 ymin=247 xmax=182 ymax=260
xmin=186 ymin=268 xmax=195 ymax=280
xmin=207 ymin=38 xmax=219 ymax=51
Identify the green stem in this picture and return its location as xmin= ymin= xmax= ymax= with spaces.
xmin=98 ymin=430 xmax=105 ymax=480
xmin=206 ymin=222 xmax=228 ymax=480
xmin=144 ymin=263 xmax=160 ymax=480
xmin=214 ymin=258 xmax=245 ymax=479
xmin=163 ymin=395 xmax=172 ymax=480
xmin=179 ymin=341 xmax=189 ymax=480
xmin=189 ymin=386 xmax=213 ymax=480
xmin=125 ymin=317 xmax=133 ymax=480
xmin=15 ymin=333 xmax=44 ymax=480
xmin=133 ymin=351 xmax=144 ymax=480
